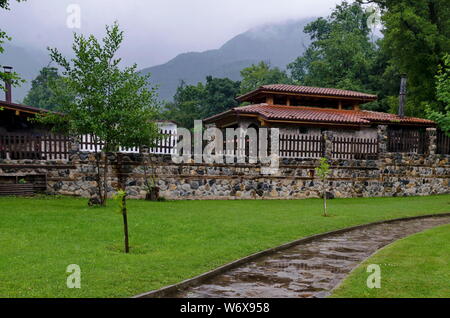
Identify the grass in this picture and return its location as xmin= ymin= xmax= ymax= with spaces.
xmin=331 ymin=223 xmax=450 ymax=298
xmin=0 ymin=194 xmax=449 ymax=298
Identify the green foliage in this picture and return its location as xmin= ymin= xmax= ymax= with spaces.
xmin=315 ymin=157 xmax=331 ymax=181
xmin=18 ymin=178 xmax=26 ymax=184
xmin=0 ymin=0 xmax=25 ymax=91
xmin=113 ymin=189 xmax=127 ymax=214
xmin=23 ymin=67 xmax=63 ymax=109
xmin=426 ymin=54 xmax=450 ymax=135
xmin=37 ymin=22 xmax=160 ymax=151
xmin=239 ymin=61 xmax=292 ymax=95
xmin=364 ymin=0 xmax=450 ymax=116
xmin=162 ymin=76 xmax=240 ymax=129
xmin=288 ymin=1 xmax=382 ymax=108
xmin=36 ymin=23 xmax=160 ymax=206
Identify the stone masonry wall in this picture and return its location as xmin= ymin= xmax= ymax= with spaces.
xmin=0 ymin=126 xmax=449 ymax=200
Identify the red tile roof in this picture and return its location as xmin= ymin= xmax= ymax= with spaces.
xmin=237 ymin=84 xmax=378 ymax=102
xmin=204 ymin=104 xmax=435 ymax=126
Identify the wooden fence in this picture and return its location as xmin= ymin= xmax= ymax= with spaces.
xmin=5 ymin=129 xmax=445 ymax=161
xmin=0 ymin=133 xmax=71 ymax=160
xmin=437 ymin=130 xmax=450 ymax=155
xmin=78 ymin=130 xmax=177 ymax=155
xmin=332 ymin=136 xmax=379 ymax=159
xmin=387 ymin=129 xmax=428 ymax=154
xmin=279 ymin=134 xmax=324 ymax=158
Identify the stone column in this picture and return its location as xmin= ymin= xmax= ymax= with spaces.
xmin=322 ymin=130 xmax=334 ymax=160
xmin=377 ymin=125 xmax=388 ymax=156
xmin=426 ymin=127 xmax=437 ymax=156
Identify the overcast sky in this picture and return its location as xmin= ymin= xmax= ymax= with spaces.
xmin=0 ymin=0 xmax=343 ymax=68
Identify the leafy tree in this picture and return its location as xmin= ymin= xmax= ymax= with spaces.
xmin=426 ymin=54 xmax=450 ymax=135
xmin=37 ymin=23 xmax=160 ymax=206
xmin=203 ymin=76 xmax=240 ymax=116
xmin=23 ymin=66 xmax=63 ymax=109
xmin=0 ymin=0 xmax=25 ymax=92
xmin=239 ymin=61 xmax=292 ymax=95
xmin=360 ymin=0 xmax=450 ymax=115
xmin=288 ymin=2 xmax=379 ymax=100
xmin=162 ymin=76 xmax=240 ymax=128
xmin=162 ymin=81 xmax=206 ymax=129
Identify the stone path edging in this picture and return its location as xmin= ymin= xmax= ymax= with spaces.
xmin=133 ymin=212 xmax=450 ymax=298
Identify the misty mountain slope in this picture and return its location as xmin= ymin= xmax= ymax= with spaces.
xmin=0 ymin=44 xmax=50 ymax=103
xmin=140 ymin=18 xmax=314 ymax=101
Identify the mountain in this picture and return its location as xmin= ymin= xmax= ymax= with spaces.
xmin=0 ymin=44 xmax=50 ymax=103
xmin=140 ymin=18 xmax=314 ymax=101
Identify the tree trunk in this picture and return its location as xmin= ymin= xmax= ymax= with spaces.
xmin=121 ymin=195 xmax=129 ymax=253
xmin=95 ymin=152 xmax=103 ymax=204
xmin=102 ymin=151 xmax=108 ymax=206
xmin=323 ymin=182 xmax=327 ymax=217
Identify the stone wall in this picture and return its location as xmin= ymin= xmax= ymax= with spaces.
xmin=0 ymin=126 xmax=449 ymax=200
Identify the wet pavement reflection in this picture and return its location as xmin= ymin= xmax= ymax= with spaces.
xmin=168 ymin=216 xmax=450 ymax=298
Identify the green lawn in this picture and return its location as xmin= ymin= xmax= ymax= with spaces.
xmin=0 ymin=195 xmax=449 ymax=298
xmin=331 ymin=223 xmax=450 ymax=298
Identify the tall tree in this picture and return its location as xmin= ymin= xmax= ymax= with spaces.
xmin=239 ymin=61 xmax=292 ymax=95
xmin=288 ymin=2 xmax=378 ymax=96
xmin=38 ymin=23 xmax=160 ymax=206
xmin=0 ymin=0 xmax=25 ymax=93
xmin=426 ymin=54 xmax=450 ymax=135
xmin=360 ymin=0 xmax=450 ymax=115
xmin=23 ymin=66 xmax=62 ymax=109
xmin=162 ymin=81 xmax=206 ymax=129
xmin=162 ymin=76 xmax=240 ymax=128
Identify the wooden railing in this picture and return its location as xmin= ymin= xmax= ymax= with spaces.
xmin=437 ymin=130 xmax=450 ymax=155
xmin=332 ymin=136 xmax=379 ymax=159
xmin=0 ymin=133 xmax=71 ymax=160
xmin=387 ymin=129 xmax=428 ymax=154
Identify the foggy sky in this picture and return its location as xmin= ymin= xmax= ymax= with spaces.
xmin=0 ymin=0 xmax=342 ymax=68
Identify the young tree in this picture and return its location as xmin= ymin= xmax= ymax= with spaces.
xmin=239 ymin=61 xmax=292 ymax=95
xmin=23 ymin=66 xmax=62 ymax=109
xmin=38 ymin=23 xmax=160 ymax=206
xmin=315 ymin=157 xmax=331 ymax=217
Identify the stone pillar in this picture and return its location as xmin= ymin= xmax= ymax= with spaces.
xmin=426 ymin=127 xmax=437 ymax=156
xmin=322 ymin=130 xmax=334 ymax=160
xmin=377 ymin=125 xmax=388 ymax=156
xmin=70 ymin=136 xmax=80 ymax=152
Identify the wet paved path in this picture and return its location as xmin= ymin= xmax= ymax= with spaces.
xmin=169 ymin=215 xmax=450 ymax=298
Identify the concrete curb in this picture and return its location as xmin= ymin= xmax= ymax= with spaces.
xmin=133 ymin=212 xmax=450 ymax=298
